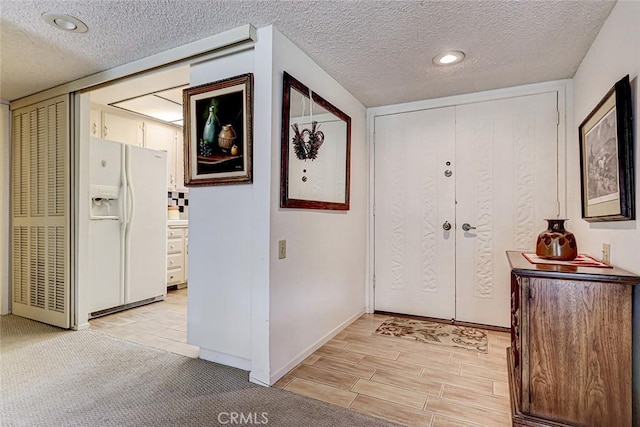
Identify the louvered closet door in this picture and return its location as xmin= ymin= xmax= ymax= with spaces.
xmin=11 ymin=95 xmax=70 ymax=328
xmin=374 ymin=107 xmax=456 ymax=319
xmin=455 ymin=92 xmax=558 ymax=327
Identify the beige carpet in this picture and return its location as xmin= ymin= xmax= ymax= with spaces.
xmin=0 ymin=315 xmax=400 ymax=427
xmin=374 ymin=317 xmax=488 ymax=353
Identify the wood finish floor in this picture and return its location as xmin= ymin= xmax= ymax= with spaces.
xmin=89 ymin=294 xmax=510 ymax=425
xmin=275 ymin=314 xmax=511 ymax=427
xmin=88 ymin=288 xmax=199 ymax=358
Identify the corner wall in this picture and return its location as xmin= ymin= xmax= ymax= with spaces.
xmin=570 ymin=1 xmax=640 ymax=420
xmin=1 ymin=103 xmax=10 ymax=315
xmin=570 ymin=0 xmax=640 ymax=273
xmin=187 ymin=47 xmax=271 ymax=379
xmin=268 ymin=28 xmax=368 ymax=382
xmin=186 ymin=27 xmax=367 ymax=385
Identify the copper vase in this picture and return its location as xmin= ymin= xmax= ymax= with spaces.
xmin=218 ymin=124 xmax=236 ymax=151
xmin=535 ymin=219 xmax=578 ymax=261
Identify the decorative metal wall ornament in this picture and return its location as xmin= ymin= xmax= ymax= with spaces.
xmin=292 ymin=121 xmax=325 ymax=160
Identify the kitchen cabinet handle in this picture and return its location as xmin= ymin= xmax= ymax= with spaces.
xmin=104 ymin=125 xmax=108 ymax=137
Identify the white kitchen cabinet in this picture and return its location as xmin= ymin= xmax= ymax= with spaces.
xmin=167 ymin=223 xmax=188 ymax=287
xmin=92 ymin=105 xmax=184 ymax=191
xmin=145 ymin=121 xmax=178 ymax=190
xmin=102 ymin=111 xmax=143 ymax=146
xmin=90 ymin=107 xmax=102 ymax=137
xmin=175 ymin=130 xmax=186 ymax=191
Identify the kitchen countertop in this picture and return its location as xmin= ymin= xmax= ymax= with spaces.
xmin=167 ymin=219 xmax=188 ymax=227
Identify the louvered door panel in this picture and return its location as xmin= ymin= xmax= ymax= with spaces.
xmin=48 ymin=103 xmax=65 ymax=216
xmin=11 ymin=95 xmax=70 ymax=328
xmin=47 ymin=226 xmax=65 ymax=312
xmin=29 ymin=226 xmax=45 ymax=308
xmin=30 ymin=107 xmax=46 ymax=216
xmin=12 ymin=113 xmax=28 ymax=217
xmin=12 ymin=226 xmax=28 ymax=304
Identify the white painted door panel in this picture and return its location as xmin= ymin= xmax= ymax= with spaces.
xmin=374 ymin=107 xmax=456 ymax=319
xmin=454 ymin=92 xmax=558 ymax=327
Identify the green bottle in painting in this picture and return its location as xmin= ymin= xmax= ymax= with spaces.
xmin=202 ymin=106 xmax=216 ymax=146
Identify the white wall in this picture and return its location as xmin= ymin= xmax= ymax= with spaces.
xmin=570 ymin=1 xmax=640 ymax=420
xmin=187 ymin=47 xmax=272 ymax=383
xmin=186 ymin=27 xmax=367 ymax=385
xmin=268 ymin=28 xmax=368 ymax=382
xmin=570 ymin=0 xmax=640 ymax=273
xmin=1 ymin=103 xmax=10 ymax=315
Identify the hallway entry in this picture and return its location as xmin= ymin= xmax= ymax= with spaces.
xmin=374 ymin=92 xmax=559 ymax=327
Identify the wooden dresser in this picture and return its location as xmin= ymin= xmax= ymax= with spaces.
xmin=506 ymin=251 xmax=639 ymax=427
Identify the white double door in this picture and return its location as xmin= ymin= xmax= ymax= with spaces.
xmin=374 ymin=92 xmax=558 ymax=327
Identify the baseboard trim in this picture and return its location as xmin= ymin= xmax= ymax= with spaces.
xmin=73 ymin=322 xmax=90 ymax=331
xmin=268 ymin=308 xmax=365 ymax=385
xmin=199 ymin=348 xmax=251 ymax=371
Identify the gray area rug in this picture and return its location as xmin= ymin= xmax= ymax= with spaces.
xmin=0 ymin=315 xmax=399 ymax=427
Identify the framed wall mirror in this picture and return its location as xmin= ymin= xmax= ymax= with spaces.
xmin=280 ymin=72 xmax=351 ymax=210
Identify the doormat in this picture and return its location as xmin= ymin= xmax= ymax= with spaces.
xmin=374 ymin=317 xmax=488 ymax=353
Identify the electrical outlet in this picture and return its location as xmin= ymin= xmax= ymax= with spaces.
xmin=602 ymin=243 xmax=611 ymax=264
xmin=278 ymin=240 xmax=286 ymax=259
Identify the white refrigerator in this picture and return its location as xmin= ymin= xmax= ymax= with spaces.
xmin=88 ymin=137 xmax=167 ymax=315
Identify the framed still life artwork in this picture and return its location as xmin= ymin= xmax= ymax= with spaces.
xmin=280 ymin=72 xmax=351 ymax=210
xmin=183 ymin=73 xmax=253 ymax=186
xmin=579 ymin=74 xmax=635 ymax=222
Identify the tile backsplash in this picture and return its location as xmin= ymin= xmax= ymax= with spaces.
xmin=167 ymin=191 xmax=189 ymax=218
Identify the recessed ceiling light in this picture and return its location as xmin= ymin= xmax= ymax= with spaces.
xmin=433 ymin=51 xmax=465 ymax=66
xmin=42 ymin=13 xmax=88 ymax=33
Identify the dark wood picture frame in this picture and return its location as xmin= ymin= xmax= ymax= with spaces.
xmin=579 ymin=74 xmax=634 ymax=222
xmin=280 ymin=72 xmax=351 ymax=210
xmin=183 ymin=73 xmax=253 ymax=186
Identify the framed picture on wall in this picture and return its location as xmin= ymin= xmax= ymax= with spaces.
xmin=579 ymin=74 xmax=635 ymax=222
xmin=183 ymin=73 xmax=253 ymax=186
xmin=280 ymin=72 xmax=351 ymax=210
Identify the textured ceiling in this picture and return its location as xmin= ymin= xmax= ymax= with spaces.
xmin=0 ymin=0 xmax=616 ymax=107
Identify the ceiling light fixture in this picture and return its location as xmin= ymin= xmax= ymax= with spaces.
xmin=42 ymin=13 xmax=88 ymax=33
xmin=433 ymin=51 xmax=465 ymax=66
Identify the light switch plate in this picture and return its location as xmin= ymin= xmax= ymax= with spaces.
xmin=278 ymin=240 xmax=286 ymax=259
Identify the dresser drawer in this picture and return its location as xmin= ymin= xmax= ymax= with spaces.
xmin=167 ymin=238 xmax=182 ymax=254
xmin=167 ymin=227 xmax=184 ymax=239
xmin=167 ymin=252 xmax=183 ymax=269
xmin=167 ymin=267 xmax=184 ymax=285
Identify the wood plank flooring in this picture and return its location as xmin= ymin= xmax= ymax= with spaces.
xmin=88 ymin=288 xmax=199 ymax=358
xmin=275 ymin=314 xmax=511 ymax=427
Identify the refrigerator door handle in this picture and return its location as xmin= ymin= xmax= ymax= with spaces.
xmin=124 ymin=145 xmax=135 ymax=303
xmin=120 ymin=145 xmax=128 ymax=304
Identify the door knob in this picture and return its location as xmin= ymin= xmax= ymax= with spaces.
xmin=462 ymin=223 xmax=476 ymax=231
xmin=442 ymin=221 xmax=452 ymax=231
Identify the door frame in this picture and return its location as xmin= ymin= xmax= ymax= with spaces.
xmin=365 ymin=79 xmax=570 ymax=314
